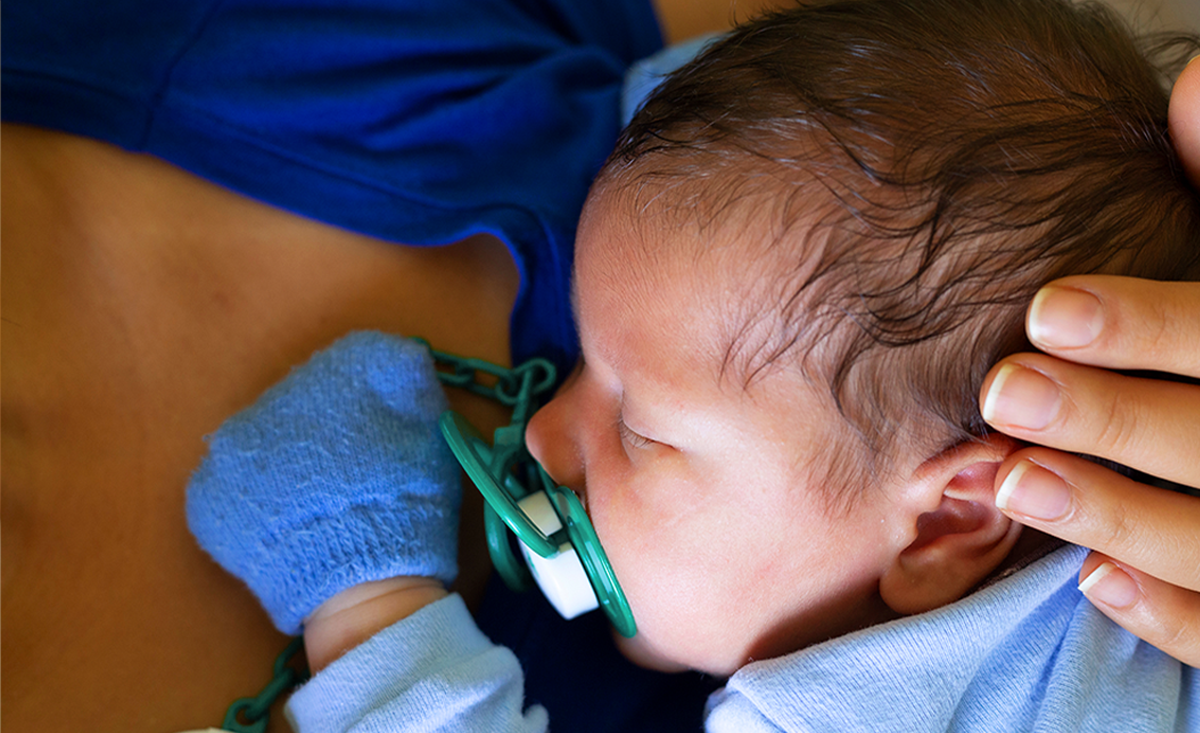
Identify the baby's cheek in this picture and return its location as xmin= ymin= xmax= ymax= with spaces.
xmin=588 ymin=480 xmax=722 ymax=669
xmin=608 ymin=539 xmax=722 ymax=668
xmin=591 ymin=504 xmax=672 ymax=639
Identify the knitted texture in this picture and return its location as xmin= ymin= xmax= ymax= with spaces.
xmin=186 ymin=331 xmax=461 ymax=635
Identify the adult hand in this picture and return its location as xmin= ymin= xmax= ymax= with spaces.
xmin=980 ymin=275 xmax=1200 ymax=666
xmin=186 ymin=331 xmax=461 ymax=636
xmin=978 ymin=55 xmax=1200 ymax=668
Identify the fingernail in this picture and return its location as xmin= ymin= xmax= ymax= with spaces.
xmin=982 ymin=364 xmax=1062 ymax=430
xmin=1079 ymin=562 xmax=1138 ymax=609
xmin=1028 ymin=287 xmax=1103 ymax=349
xmin=995 ymin=460 xmax=1072 ymax=520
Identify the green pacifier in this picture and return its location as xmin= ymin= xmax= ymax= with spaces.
xmin=429 ymin=347 xmax=636 ymax=638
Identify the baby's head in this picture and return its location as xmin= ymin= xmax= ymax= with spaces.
xmin=526 ymin=0 xmax=1200 ymax=675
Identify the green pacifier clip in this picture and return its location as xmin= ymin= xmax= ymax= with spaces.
xmin=419 ymin=341 xmax=637 ymax=638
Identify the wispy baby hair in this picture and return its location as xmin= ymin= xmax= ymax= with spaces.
xmin=597 ymin=0 xmax=1200 ymax=505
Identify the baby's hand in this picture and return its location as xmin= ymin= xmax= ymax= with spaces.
xmin=186 ymin=331 xmax=461 ymax=636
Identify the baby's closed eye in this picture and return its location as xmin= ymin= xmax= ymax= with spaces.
xmin=617 ymin=415 xmax=659 ymax=449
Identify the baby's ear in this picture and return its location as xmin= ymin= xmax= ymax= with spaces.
xmin=879 ymin=435 xmax=1023 ymax=616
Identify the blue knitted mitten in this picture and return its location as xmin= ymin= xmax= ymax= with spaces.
xmin=186 ymin=331 xmax=460 ymax=635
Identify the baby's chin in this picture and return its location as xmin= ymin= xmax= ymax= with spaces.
xmin=614 ymin=631 xmax=690 ymax=673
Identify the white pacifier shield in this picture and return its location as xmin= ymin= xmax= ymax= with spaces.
xmin=517 ymin=491 xmax=600 ymax=620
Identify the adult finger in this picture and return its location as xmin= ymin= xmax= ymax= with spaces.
xmin=995 ymin=448 xmax=1200 ymax=594
xmin=1021 ymin=276 xmax=1200 ymax=377
xmin=1169 ymin=56 xmax=1200 ymax=192
xmin=1077 ymin=552 xmax=1200 ymax=667
xmin=981 ymin=352 xmax=1200 ymax=486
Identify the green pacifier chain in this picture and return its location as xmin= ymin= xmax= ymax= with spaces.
xmin=419 ymin=341 xmax=637 ymax=639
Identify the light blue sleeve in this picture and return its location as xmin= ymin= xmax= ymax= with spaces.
xmin=621 ymin=32 xmax=725 ymax=126
xmin=285 ymin=594 xmax=548 ymax=733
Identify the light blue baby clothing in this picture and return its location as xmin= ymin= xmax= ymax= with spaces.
xmin=285 ymin=544 xmax=1197 ymax=731
xmin=707 ymin=544 xmax=1196 ymax=732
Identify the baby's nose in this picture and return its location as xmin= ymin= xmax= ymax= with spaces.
xmin=525 ymin=395 xmax=584 ymax=491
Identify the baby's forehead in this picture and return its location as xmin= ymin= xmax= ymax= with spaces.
xmin=578 ymin=177 xmax=898 ymax=506
xmin=584 ymin=168 xmax=814 ymax=273
xmin=577 ymin=177 xmax=825 ymax=390
xmin=581 ymin=179 xmax=775 ymax=293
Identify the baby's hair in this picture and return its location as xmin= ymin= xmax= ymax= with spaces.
xmin=596 ymin=0 xmax=1200 ymax=508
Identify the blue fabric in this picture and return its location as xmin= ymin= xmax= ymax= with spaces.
xmin=1 ymin=0 xmax=663 ymax=376
xmin=286 ymin=588 xmax=718 ymax=733
xmin=621 ymin=32 xmax=725 ymax=125
xmin=186 ymin=332 xmax=460 ymax=635
xmin=286 ymin=594 xmax=547 ymax=733
xmin=708 ymin=544 xmax=1197 ymax=732
xmin=285 ymin=545 xmax=1197 ymax=732
xmin=475 ymin=570 xmax=721 ymax=732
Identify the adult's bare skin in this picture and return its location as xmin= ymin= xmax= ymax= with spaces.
xmin=979 ymin=58 xmax=1200 ymax=667
xmin=1 ymin=125 xmax=518 ymax=732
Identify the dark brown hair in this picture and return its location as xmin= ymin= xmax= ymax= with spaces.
xmin=597 ymin=0 xmax=1200 ymax=504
